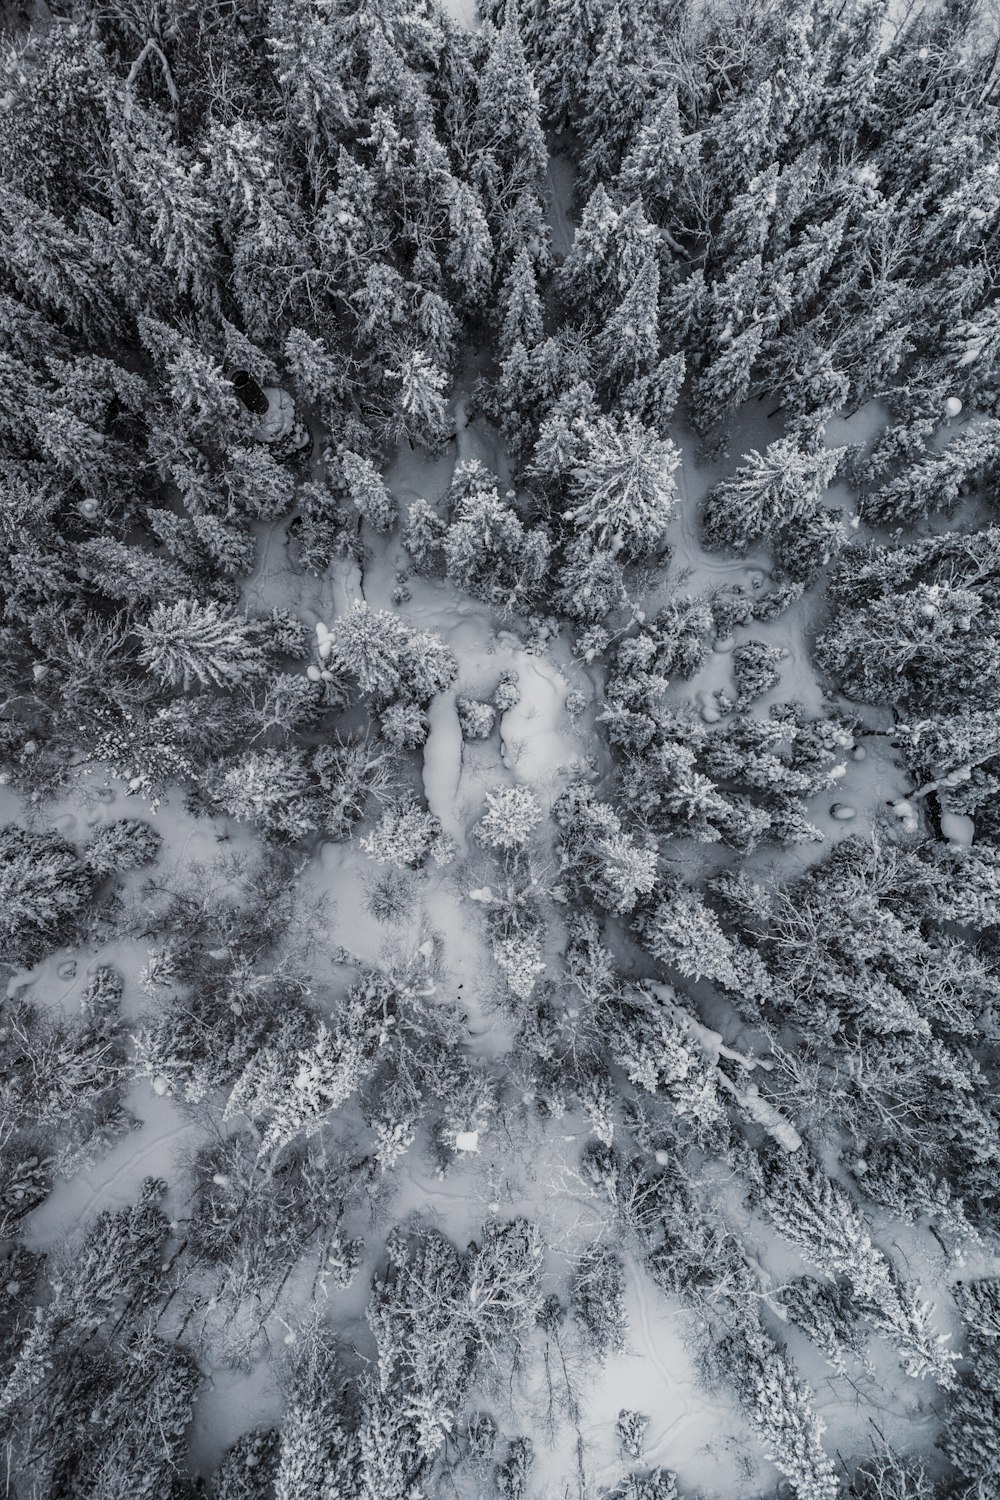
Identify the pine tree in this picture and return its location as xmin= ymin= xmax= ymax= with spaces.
xmin=554 ymin=785 xmax=658 ymax=914
xmin=579 ymin=3 xmax=648 ymax=190
xmin=75 ymin=538 xmax=195 ymax=605
xmin=862 ymin=418 xmax=1000 ymax=525
xmin=499 ymin=246 xmax=544 ymax=358
xmin=0 ymin=825 xmax=93 ymax=965
xmin=702 ymin=437 xmax=843 ymax=552
xmin=475 ymin=786 xmax=543 ymax=850
xmin=720 ymin=1316 xmax=840 ymax=1500
xmin=554 ymin=538 xmax=629 ymax=622
xmin=137 ymin=317 xmax=241 ymax=439
xmin=445 ymin=181 xmax=495 ymax=309
xmin=526 ymin=0 xmax=602 ymax=130
xmin=565 ymin=414 xmax=680 ymax=555
xmin=557 ymin=185 xmax=620 ymax=311
xmin=0 ymin=184 xmax=113 ymax=337
xmin=597 ymin=256 xmax=660 ymax=388
xmin=111 ymin=111 xmax=220 ymax=310
xmin=619 ymin=87 xmax=687 ymax=222
xmin=137 ymin=599 xmax=267 ymax=691
xmin=755 ymin=1148 xmax=956 ymax=1385
xmin=818 ymin=575 xmax=1000 ymax=713
xmin=641 ymin=885 xmax=744 ymax=991
xmin=942 ymin=1277 xmax=1000 ymax=1492
xmin=384 ymin=349 xmax=452 ymax=452
xmin=473 ymin=8 xmax=547 ymax=218
xmin=443 ymin=485 xmax=550 ymax=612
xmin=690 ymin=322 xmax=765 ymax=435
xmin=328 ymin=604 xmax=457 ymax=704
xmin=284 ymin=326 xmax=348 ymax=408
xmin=273 ymin=1330 xmax=360 ymax=1500
xmin=339 ymin=451 xmax=397 ymax=533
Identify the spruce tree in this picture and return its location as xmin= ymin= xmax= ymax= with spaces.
xmin=137 ymin=599 xmax=267 ymax=691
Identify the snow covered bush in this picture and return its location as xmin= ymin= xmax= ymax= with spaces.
xmin=84 ymin=819 xmax=162 ymax=876
xmin=474 ymin=786 xmax=543 ymax=850
xmin=0 ymin=824 xmax=94 ymax=964
xmin=361 ymin=802 xmax=455 ymax=868
xmin=492 ymin=670 xmax=521 ymax=712
xmin=443 ymin=469 xmax=550 ymax=614
xmin=456 ymin=697 xmax=496 ymax=739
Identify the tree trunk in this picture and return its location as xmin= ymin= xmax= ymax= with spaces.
xmin=231 ymin=370 xmax=269 ymax=416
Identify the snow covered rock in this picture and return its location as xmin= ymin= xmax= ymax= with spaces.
xmin=940 ymin=811 xmax=975 ymax=846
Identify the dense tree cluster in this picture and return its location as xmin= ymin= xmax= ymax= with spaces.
xmin=2 ymin=0 xmax=1000 ymax=1497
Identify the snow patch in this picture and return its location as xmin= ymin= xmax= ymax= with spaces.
xmin=940 ymin=811 xmax=975 ymax=846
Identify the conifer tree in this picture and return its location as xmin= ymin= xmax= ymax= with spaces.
xmin=565 ymin=414 xmax=680 ymax=555
xmin=499 ymin=246 xmax=544 ymax=358
xmin=137 ymin=599 xmax=267 ymax=691
xmin=703 ymin=438 xmax=843 ymax=552
xmin=0 ymin=825 xmax=93 ymax=965
xmin=597 ymin=257 xmax=660 ymax=388
xmin=328 ymin=604 xmax=457 ymax=704
xmin=754 ymin=1148 xmax=956 ymax=1385
xmin=473 ymin=7 xmax=547 ymax=228
xmin=579 ymin=3 xmax=648 ymax=190
xmin=340 ymin=452 xmax=397 ymax=533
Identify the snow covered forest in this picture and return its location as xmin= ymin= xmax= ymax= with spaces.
xmin=2 ymin=0 xmax=1000 ymax=1494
